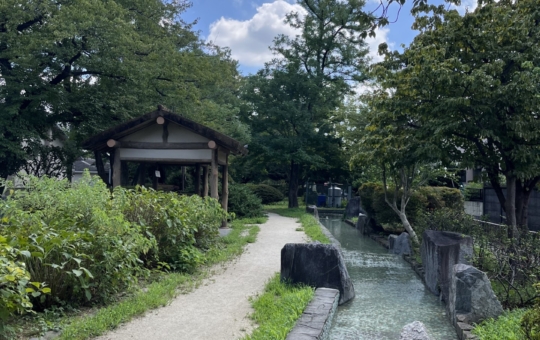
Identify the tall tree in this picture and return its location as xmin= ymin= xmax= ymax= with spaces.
xmin=373 ymin=0 xmax=540 ymax=234
xmin=0 ymin=0 xmax=247 ymax=179
xmin=241 ymin=0 xmax=370 ymax=208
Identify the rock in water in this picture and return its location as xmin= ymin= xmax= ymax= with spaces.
xmin=421 ymin=230 xmax=473 ymax=302
xmin=399 ymin=321 xmax=433 ymax=340
xmin=448 ymin=264 xmax=503 ymax=326
xmin=280 ymin=243 xmax=355 ymax=305
xmin=390 ymin=232 xmax=411 ymax=256
xmin=356 ymin=213 xmax=369 ymax=234
xmin=345 ymin=196 xmax=365 ymax=218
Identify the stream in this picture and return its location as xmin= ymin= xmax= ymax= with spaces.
xmin=319 ymin=216 xmax=458 ymax=340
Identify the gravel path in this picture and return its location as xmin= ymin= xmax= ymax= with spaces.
xmin=95 ymin=213 xmax=307 ymax=340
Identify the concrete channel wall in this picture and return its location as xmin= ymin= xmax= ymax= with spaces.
xmin=286 ymin=288 xmax=340 ymax=340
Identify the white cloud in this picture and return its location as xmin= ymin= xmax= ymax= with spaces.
xmin=451 ymin=0 xmax=478 ymax=14
xmin=207 ymin=1 xmax=305 ymax=67
xmin=365 ymin=26 xmax=394 ymax=64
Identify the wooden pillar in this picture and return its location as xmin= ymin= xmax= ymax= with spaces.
xmin=210 ymin=150 xmax=219 ymax=199
xmin=203 ymin=166 xmax=209 ymax=197
xmin=195 ymin=164 xmax=201 ymax=196
xmin=181 ymin=166 xmax=185 ymax=191
xmin=121 ymin=161 xmax=129 ymax=186
xmin=112 ymin=148 xmax=121 ymax=188
xmin=137 ymin=163 xmax=146 ymax=186
xmin=221 ymin=153 xmax=229 ymax=228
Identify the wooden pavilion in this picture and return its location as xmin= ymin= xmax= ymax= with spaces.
xmin=82 ymin=105 xmax=248 ymax=225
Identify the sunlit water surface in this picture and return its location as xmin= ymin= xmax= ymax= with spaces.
xmin=319 ymin=217 xmax=458 ymax=340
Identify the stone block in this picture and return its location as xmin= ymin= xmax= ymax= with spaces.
xmin=391 ymin=232 xmax=411 ymax=255
xmin=356 ymin=213 xmax=369 ymax=234
xmin=448 ymin=264 xmax=503 ymax=326
xmin=281 ymin=243 xmax=354 ymax=305
xmin=345 ymin=196 xmax=365 ymax=218
xmin=399 ymin=321 xmax=433 ymax=340
xmin=421 ymin=230 xmax=473 ymax=301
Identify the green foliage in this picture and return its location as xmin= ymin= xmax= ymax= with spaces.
xmin=244 ymin=273 xmax=314 ymax=340
xmin=0 ymin=235 xmax=35 ymax=336
xmin=371 ymin=0 xmax=540 ymax=228
xmin=522 ymin=284 xmax=540 ymax=339
xmin=358 ymin=183 xmax=463 ymax=226
xmin=473 ymin=309 xmax=528 ymax=340
xmin=0 ymin=174 xmax=153 ymax=309
xmin=0 ymin=0 xmax=248 ymax=178
xmin=228 ymin=184 xmax=264 ymax=218
xmin=249 ymin=184 xmax=284 ymax=204
xmin=114 ymin=186 xmax=227 ymax=272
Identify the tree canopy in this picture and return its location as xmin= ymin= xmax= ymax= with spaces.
xmin=0 ymin=0 xmax=247 ymax=179
xmin=371 ymin=0 xmax=540 ymax=232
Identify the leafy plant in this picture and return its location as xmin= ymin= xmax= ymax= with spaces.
xmin=522 ymin=284 xmax=540 ymax=339
xmin=0 ymin=174 xmax=153 ymax=309
xmin=114 ymin=186 xmax=227 ymax=272
xmin=473 ymin=309 xmax=527 ymax=340
xmin=249 ymin=184 xmax=284 ymax=205
xmin=228 ymin=184 xmax=264 ymax=218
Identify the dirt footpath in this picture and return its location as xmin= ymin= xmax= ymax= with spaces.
xmin=95 ymin=213 xmax=306 ymax=340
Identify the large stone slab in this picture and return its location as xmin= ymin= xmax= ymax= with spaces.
xmin=399 ymin=321 xmax=433 ymax=340
xmin=345 ymin=196 xmax=365 ymax=218
xmin=390 ymin=232 xmax=411 ymax=255
xmin=281 ymin=243 xmax=355 ymax=305
xmin=286 ymin=288 xmax=339 ymax=340
xmin=421 ymin=230 xmax=473 ymax=302
xmin=356 ymin=213 xmax=370 ymax=234
xmin=448 ymin=264 xmax=503 ymax=326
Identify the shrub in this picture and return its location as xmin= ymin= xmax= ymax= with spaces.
xmin=228 ymin=184 xmax=264 ymax=218
xmin=114 ymin=187 xmax=227 ymax=271
xmin=522 ymin=284 xmax=540 ymax=339
xmin=473 ymin=309 xmax=527 ymax=340
xmin=0 ymin=174 xmax=153 ymax=309
xmin=358 ymin=183 xmax=463 ymax=227
xmin=250 ymin=184 xmax=284 ymax=204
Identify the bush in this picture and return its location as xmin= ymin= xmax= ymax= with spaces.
xmin=249 ymin=184 xmax=284 ymax=204
xmin=0 ymin=236 xmax=32 ymax=336
xmin=0 ymin=175 xmax=153 ymax=309
xmin=228 ymin=184 xmax=264 ymax=218
xmin=522 ymin=284 xmax=540 ymax=339
xmin=473 ymin=309 xmax=527 ymax=340
xmin=115 ymin=187 xmax=226 ymax=272
xmin=358 ymin=182 xmax=463 ymax=227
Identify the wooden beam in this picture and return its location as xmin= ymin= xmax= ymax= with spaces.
xmin=107 ymin=141 xmax=213 ymax=150
xmin=203 ymin=166 xmax=209 ymax=197
xmin=208 ymin=140 xmax=217 ymax=149
xmin=210 ymin=149 xmax=219 ymax=199
xmin=221 ymin=154 xmax=229 ymax=228
xmin=156 ymin=116 xmax=165 ymax=125
xmin=120 ymin=161 xmax=129 ymax=186
xmin=112 ymin=148 xmax=121 ymax=188
xmin=162 ymin=121 xmax=169 ymax=143
xmin=195 ymin=164 xmax=201 ymax=197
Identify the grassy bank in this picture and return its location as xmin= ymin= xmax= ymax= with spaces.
xmin=265 ymin=201 xmax=330 ymax=244
xmin=17 ymin=217 xmax=266 ymax=340
xmin=243 ymin=274 xmax=314 ymax=340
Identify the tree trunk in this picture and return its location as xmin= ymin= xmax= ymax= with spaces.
xmin=505 ymin=175 xmax=518 ymax=238
xmin=288 ymin=160 xmax=300 ymax=208
xmin=397 ymin=210 xmax=419 ymax=245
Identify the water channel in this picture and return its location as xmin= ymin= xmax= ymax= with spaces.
xmin=319 ymin=216 xmax=458 ymax=340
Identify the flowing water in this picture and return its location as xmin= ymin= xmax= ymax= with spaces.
xmin=319 ymin=217 xmax=458 ymax=340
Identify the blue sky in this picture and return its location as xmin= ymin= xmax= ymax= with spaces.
xmin=183 ymin=0 xmax=476 ymax=75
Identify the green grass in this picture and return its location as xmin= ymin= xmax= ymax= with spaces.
xmin=265 ymin=201 xmax=330 ymax=244
xmin=243 ymin=273 xmax=314 ymax=340
xmin=472 ymin=309 xmax=528 ymax=340
xmin=18 ymin=217 xmax=266 ymax=340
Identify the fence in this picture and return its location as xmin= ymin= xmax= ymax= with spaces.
xmin=482 ymin=187 xmax=540 ymax=232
